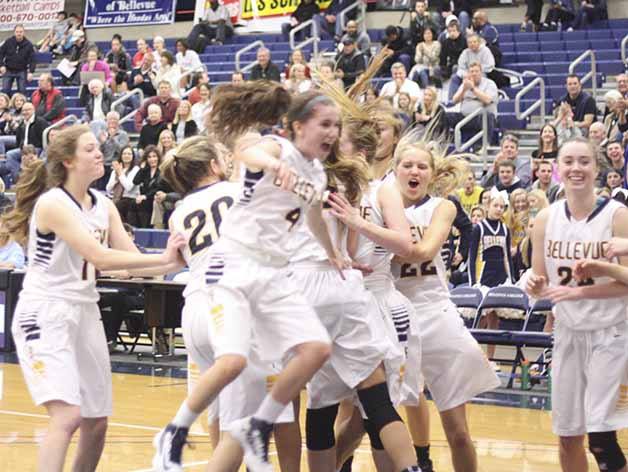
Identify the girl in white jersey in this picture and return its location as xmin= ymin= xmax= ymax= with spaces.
xmin=7 ymin=125 xmax=185 ymax=472
xmin=526 ymin=137 xmax=628 ymax=472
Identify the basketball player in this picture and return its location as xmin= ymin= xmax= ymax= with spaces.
xmin=526 ymin=137 xmax=628 ymax=472
xmin=7 ymin=125 xmax=186 ymax=472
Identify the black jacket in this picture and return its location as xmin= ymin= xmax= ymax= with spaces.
xmin=137 ymin=122 xmax=168 ymax=150
xmin=334 ymin=50 xmax=366 ymax=87
xmin=292 ymin=0 xmax=320 ymax=23
xmin=129 ymin=66 xmax=157 ymax=97
xmin=16 ymin=116 xmax=49 ymax=149
xmin=381 ymin=26 xmax=411 ymax=56
xmin=440 ymin=34 xmax=467 ymax=71
xmin=105 ymin=49 xmax=132 ymax=73
xmin=250 ymin=62 xmax=281 ymax=82
xmin=81 ymin=89 xmax=114 ymax=121
xmin=170 ymin=120 xmax=198 ymax=139
xmin=133 ymin=167 xmax=162 ymax=209
xmin=0 ymin=36 xmax=35 ymax=73
xmin=435 ymin=0 xmax=475 ymax=15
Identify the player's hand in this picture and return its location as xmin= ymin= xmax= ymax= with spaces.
xmin=270 ymin=161 xmax=296 ymax=192
xmin=163 ymin=231 xmax=187 ymax=263
xmin=542 ymin=285 xmax=584 ymax=303
xmin=526 ymin=272 xmax=547 ymax=297
xmin=328 ymin=250 xmax=350 ymax=280
xmin=573 ymin=259 xmax=608 ymax=280
xmin=351 ymin=260 xmax=373 ymax=275
xmin=327 ymin=192 xmax=363 ymax=230
xmin=606 ymin=237 xmax=628 ymax=259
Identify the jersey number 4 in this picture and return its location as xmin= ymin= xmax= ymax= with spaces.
xmin=400 ymin=261 xmax=437 ymax=278
xmin=184 ymin=197 xmax=234 ymax=255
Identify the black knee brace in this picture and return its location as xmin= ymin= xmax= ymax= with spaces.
xmin=588 ymin=431 xmax=627 ymax=472
xmin=305 ymin=403 xmax=339 ymax=451
xmin=364 ymin=419 xmax=384 ymax=450
xmin=358 ymin=382 xmax=402 ymax=441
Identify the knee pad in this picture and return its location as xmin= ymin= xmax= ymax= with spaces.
xmin=357 ymin=382 xmax=402 ymax=438
xmin=305 ymin=403 xmax=339 ymax=451
xmin=588 ymin=431 xmax=627 ymax=472
xmin=364 ymin=419 xmax=384 ymax=450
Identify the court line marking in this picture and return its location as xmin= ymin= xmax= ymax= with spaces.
xmin=0 ymin=409 xmax=207 ymax=436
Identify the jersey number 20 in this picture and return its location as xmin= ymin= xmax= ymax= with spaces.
xmin=184 ymin=197 xmax=234 ymax=255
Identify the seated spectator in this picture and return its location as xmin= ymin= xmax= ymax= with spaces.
xmin=81 ymin=78 xmax=113 ymax=122
xmin=60 ymin=13 xmax=84 ymax=54
xmin=532 ymin=123 xmax=559 ymax=162
xmin=63 ymin=29 xmax=96 ymax=85
xmin=552 ymin=74 xmax=597 ymax=133
xmin=589 ymin=121 xmax=607 ymax=148
xmin=132 ymin=145 xmax=163 ymax=227
xmin=135 ymin=80 xmax=180 ymax=131
xmin=31 ymin=73 xmax=65 ymax=125
xmin=409 ymin=0 xmax=439 ymax=49
xmin=448 ymin=62 xmax=498 ymax=146
xmin=81 ymin=47 xmax=112 ymax=86
xmin=281 ymin=0 xmax=320 ymax=42
xmin=132 ymin=38 xmax=152 ymax=68
xmin=541 ymin=0 xmax=575 ymax=31
xmin=380 ymin=25 xmax=412 ymax=75
xmin=0 ymin=222 xmax=25 ymax=270
xmin=105 ymin=34 xmax=131 ymax=94
xmin=151 ymin=179 xmax=181 ymax=229
xmin=151 ymin=36 xmax=166 ymax=71
xmin=507 ymin=188 xmax=529 ymax=250
xmin=340 ymin=20 xmax=371 ymax=56
xmin=469 ymin=205 xmax=485 ymax=224
xmin=605 ymin=140 xmax=626 ymax=175
xmin=284 ymin=49 xmax=310 ymax=79
xmin=187 ymin=0 xmax=234 ymax=51
xmin=170 ymin=100 xmax=198 ymax=141
xmin=527 ymin=188 xmax=550 ymax=214
xmin=482 ymin=134 xmax=531 ymax=189
xmin=175 ymin=39 xmax=202 ymax=75
xmin=571 ymin=0 xmax=606 ymax=30
xmin=363 ymin=85 xmax=378 ymax=103
xmin=449 ymin=33 xmax=495 ymax=101
xmin=0 ymin=143 xmax=38 ymax=190
xmin=99 ymin=111 xmax=130 ymax=175
xmin=0 ymin=93 xmax=16 ymax=157
xmin=250 ymin=47 xmax=281 ymax=82
xmin=413 ymin=86 xmax=446 ymax=135
xmin=380 ymin=62 xmax=422 ymax=108
xmin=409 ymin=28 xmax=441 ymax=88
xmin=231 ymin=71 xmax=244 ymax=85
xmin=603 ymin=90 xmax=626 ymax=142
xmin=494 ymin=160 xmax=524 ymax=194
xmin=158 ymin=129 xmax=176 ymax=156
xmin=191 ymin=83 xmax=212 ymax=132
xmin=152 ymin=51 xmax=183 ymax=98
xmin=4 ymin=102 xmax=46 ymax=186
xmin=334 ymin=38 xmax=367 ymax=89
xmin=439 ymin=21 xmax=466 ymax=80
xmin=129 ymin=53 xmax=157 ymax=98
xmin=38 ymin=11 xmax=70 ymax=54
xmin=106 ymin=145 xmax=141 ymax=224
xmin=314 ymin=0 xmax=355 ymax=41
xmin=522 ymin=0 xmax=544 ymax=31
xmin=284 ymin=64 xmax=313 ymax=94
xmin=605 ymin=74 xmax=628 ymax=117
xmin=186 ymin=71 xmax=210 ymax=105
xmin=605 ymin=168 xmax=623 ymax=193
xmin=394 ymin=92 xmax=413 ymax=129
xmin=317 ymin=61 xmax=344 ymax=89
xmin=137 ymin=104 xmax=168 ymax=150
xmin=456 ymin=169 xmax=484 ymax=214
xmin=554 ymin=100 xmax=583 ymax=142
xmin=469 ymin=10 xmax=501 ymax=66
xmin=437 ymin=0 xmax=472 ymax=32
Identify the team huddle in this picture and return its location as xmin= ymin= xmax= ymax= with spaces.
xmin=6 ymin=65 xmax=628 ymax=472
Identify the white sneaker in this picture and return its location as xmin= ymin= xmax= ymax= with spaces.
xmin=152 ymin=424 xmax=188 ymax=472
xmin=489 ymin=361 xmax=501 ymax=372
xmin=229 ymin=416 xmax=273 ymax=472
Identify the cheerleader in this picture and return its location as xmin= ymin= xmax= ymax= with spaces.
xmin=6 ymin=125 xmax=185 ymax=472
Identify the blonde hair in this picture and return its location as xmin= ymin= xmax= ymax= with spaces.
xmin=527 ymin=188 xmax=549 ymax=214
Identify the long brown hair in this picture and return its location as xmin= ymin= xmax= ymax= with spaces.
xmin=160 ymin=135 xmax=225 ymax=196
xmin=0 ymin=124 xmax=92 ymax=247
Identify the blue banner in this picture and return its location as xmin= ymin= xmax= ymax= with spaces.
xmin=84 ymin=0 xmax=175 ymax=28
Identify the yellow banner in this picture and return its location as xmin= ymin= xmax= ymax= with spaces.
xmin=240 ymin=0 xmax=333 ymax=20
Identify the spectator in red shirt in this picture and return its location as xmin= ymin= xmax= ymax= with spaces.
xmin=132 ymin=38 xmax=152 ymax=68
xmin=134 ymin=80 xmax=180 ymax=131
xmin=31 ymin=73 xmax=65 ymax=123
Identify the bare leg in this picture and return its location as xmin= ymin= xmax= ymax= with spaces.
xmin=209 ymin=418 xmax=220 ymax=451
xmin=439 ymin=404 xmax=477 ymax=472
xmin=559 ymin=435 xmax=588 ymax=472
xmin=38 ymin=401 xmax=82 ymax=472
xmin=205 ymin=432 xmax=244 ymax=472
xmin=405 ymin=397 xmax=430 ymax=448
xmin=71 ymin=417 xmax=108 ymax=472
xmin=371 ymin=449 xmax=395 ymax=472
xmin=275 ymin=398 xmax=302 ymax=472
xmin=486 ymin=311 xmax=499 ymax=360
xmin=334 ymin=405 xmax=365 ymax=468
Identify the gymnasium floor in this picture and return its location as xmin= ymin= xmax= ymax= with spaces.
xmin=1 ymin=352 xmax=626 ymax=471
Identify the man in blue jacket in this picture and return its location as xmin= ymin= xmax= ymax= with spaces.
xmin=0 ymin=25 xmax=35 ymax=96
xmin=314 ymin=0 xmax=356 ymax=41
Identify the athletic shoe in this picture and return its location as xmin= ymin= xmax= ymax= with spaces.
xmin=229 ymin=416 xmax=273 ymax=472
xmin=420 ymin=458 xmax=435 ymax=472
xmin=152 ymin=424 xmax=189 ymax=472
xmin=489 ymin=361 xmax=501 ymax=372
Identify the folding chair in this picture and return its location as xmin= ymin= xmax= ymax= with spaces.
xmin=449 ymin=286 xmax=483 ymax=329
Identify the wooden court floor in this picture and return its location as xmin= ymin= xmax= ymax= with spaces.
xmin=1 ymin=361 xmax=626 ymax=471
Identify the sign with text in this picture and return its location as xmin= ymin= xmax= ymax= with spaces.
xmin=240 ymin=0 xmax=332 ymax=20
xmin=84 ymin=0 xmax=175 ymax=28
xmin=0 ymin=0 xmax=65 ymax=31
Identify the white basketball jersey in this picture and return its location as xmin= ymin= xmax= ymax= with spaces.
xmin=218 ymin=136 xmax=327 ymax=263
xmin=545 ymin=198 xmax=628 ymax=330
xmin=169 ymin=181 xmax=241 ymax=296
xmin=393 ymin=196 xmax=449 ymax=306
xmin=353 ymin=180 xmax=395 ymax=290
xmin=289 ymin=209 xmax=347 ymax=264
xmin=20 ymin=188 xmax=110 ymax=304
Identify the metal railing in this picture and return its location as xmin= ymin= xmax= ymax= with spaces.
xmin=179 ymin=64 xmax=207 ymax=98
xmin=111 ymin=88 xmax=145 ymax=125
xmin=235 ymin=40 xmax=265 ymax=73
xmin=569 ymin=49 xmax=597 ymax=97
xmin=454 ymin=107 xmax=489 ymax=155
xmin=622 ymin=34 xmax=628 ymax=66
xmin=339 ymin=0 xmax=367 ymax=32
xmin=290 ymin=19 xmax=319 ymax=60
xmin=42 ymin=114 xmax=79 ymax=149
xmin=515 ymin=76 xmax=546 ymax=121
